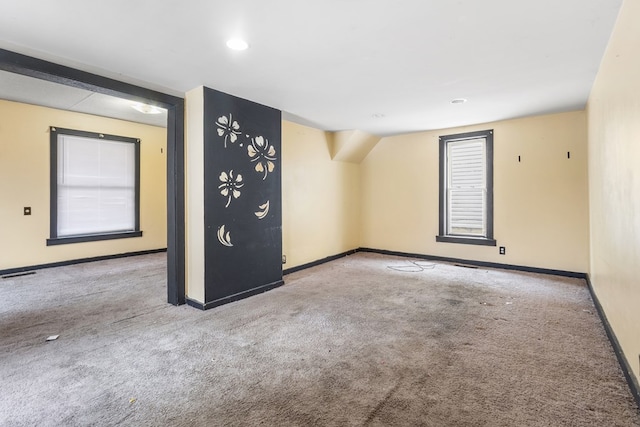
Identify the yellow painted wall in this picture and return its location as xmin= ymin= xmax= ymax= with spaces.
xmin=360 ymin=111 xmax=589 ymax=273
xmin=0 ymin=99 xmax=167 ymax=271
xmin=184 ymin=87 xmax=205 ymax=303
xmin=282 ymin=121 xmax=360 ymax=269
xmin=587 ymin=0 xmax=640 ymax=384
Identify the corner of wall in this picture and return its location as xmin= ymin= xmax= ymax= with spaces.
xmin=184 ymin=86 xmax=205 ymax=303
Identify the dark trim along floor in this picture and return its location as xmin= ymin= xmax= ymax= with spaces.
xmin=282 ymin=250 xmax=358 ymax=275
xmin=357 ymin=247 xmax=586 ymax=278
xmin=185 ymin=280 xmax=285 ymax=310
xmin=0 ymin=248 xmax=167 ymax=277
xmin=283 ymin=247 xmax=586 ymax=279
xmin=584 ymin=275 xmax=640 ymax=409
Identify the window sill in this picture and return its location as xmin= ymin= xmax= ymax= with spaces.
xmin=47 ymin=231 xmax=143 ymax=246
xmin=436 ymin=235 xmax=496 ymax=246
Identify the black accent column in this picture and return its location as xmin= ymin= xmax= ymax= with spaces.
xmin=202 ymin=88 xmax=283 ymax=307
xmin=167 ymin=102 xmax=186 ymax=305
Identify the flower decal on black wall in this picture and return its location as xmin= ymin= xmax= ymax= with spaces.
xmin=211 ymin=106 xmax=279 ymax=249
xmin=218 ymin=170 xmax=244 ymax=208
xmin=216 ymin=114 xmax=241 ymax=148
xmin=247 ymin=136 xmax=277 ymax=180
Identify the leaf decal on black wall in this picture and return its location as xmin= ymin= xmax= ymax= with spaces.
xmin=217 ymin=225 xmax=233 ymax=247
xmin=255 ymin=201 xmax=270 ymax=219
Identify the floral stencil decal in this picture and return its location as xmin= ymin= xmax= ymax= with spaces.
xmin=217 ymin=225 xmax=233 ymax=247
xmin=247 ymin=136 xmax=277 ymax=180
xmin=216 ymin=114 xmax=241 ymax=148
xmin=254 ymin=201 xmax=270 ymax=219
xmin=218 ymin=170 xmax=244 ymax=208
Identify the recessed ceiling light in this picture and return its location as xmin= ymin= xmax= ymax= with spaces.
xmin=226 ymin=38 xmax=249 ymax=51
xmin=131 ymin=103 xmax=164 ymax=115
xmin=450 ymin=98 xmax=468 ymax=104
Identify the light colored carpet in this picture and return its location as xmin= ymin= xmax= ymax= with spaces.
xmin=0 ymin=252 xmax=638 ymax=426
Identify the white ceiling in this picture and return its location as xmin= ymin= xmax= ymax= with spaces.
xmin=0 ymin=70 xmax=167 ymax=127
xmin=0 ymin=0 xmax=623 ymax=136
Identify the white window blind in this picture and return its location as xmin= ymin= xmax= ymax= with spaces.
xmin=57 ymin=134 xmax=136 ymax=237
xmin=446 ymin=138 xmax=486 ymax=237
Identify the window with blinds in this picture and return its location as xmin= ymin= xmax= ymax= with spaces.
xmin=47 ymin=127 xmax=141 ymax=246
xmin=437 ymin=129 xmax=495 ymax=246
xmin=447 ymin=138 xmax=486 ymax=236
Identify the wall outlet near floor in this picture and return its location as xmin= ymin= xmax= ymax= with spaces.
xmin=499 ymin=246 xmax=506 ymax=255
xmin=282 ymin=255 xmax=287 ymax=264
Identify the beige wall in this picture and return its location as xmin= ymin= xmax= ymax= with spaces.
xmin=282 ymin=121 xmax=360 ymax=269
xmin=587 ymin=0 xmax=640 ymax=383
xmin=0 ymin=100 xmax=167 ymax=271
xmin=360 ymin=111 xmax=590 ymax=273
xmin=184 ymin=87 xmax=205 ymax=302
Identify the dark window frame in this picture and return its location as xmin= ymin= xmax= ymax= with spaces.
xmin=436 ymin=129 xmax=496 ymax=247
xmin=47 ymin=127 xmax=142 ymax=246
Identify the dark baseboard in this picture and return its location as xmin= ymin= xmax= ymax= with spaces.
xmin=185 ymin=298 xmax=205 ymax=310
xmin=186 ymin=279 xmax=285 ymax=310
xmin=283 ymin=249 xmax=358 ymax=275
xmin=0 ymin=248 xmax=167 ymax=277
xmin=357 ymin=247 xmax=587 ymax=279
xmin=584 ymin=275 xmax=640 ymax=409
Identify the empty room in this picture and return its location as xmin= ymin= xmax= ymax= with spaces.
xmin=1 ymin=0 xmax=639 ymax=425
